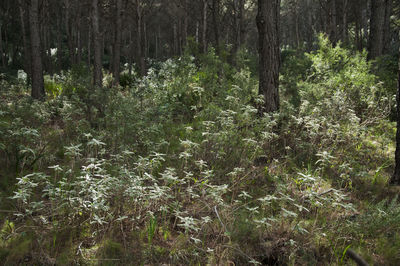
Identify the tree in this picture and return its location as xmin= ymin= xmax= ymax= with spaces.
xmin=256 ymin=0 xmax=280 ymax=113
xmin=368 ymin=0 xmax=386 ymax=60
xmin=112 ymin=0 xmax=123 ymax=86
xmin=391 ymin=42 xmax=400 ymax=185
xmin=29 ymin=0 xmax=45 ymax=100
xmin=91 ymin=0 xmax=102 ymax=88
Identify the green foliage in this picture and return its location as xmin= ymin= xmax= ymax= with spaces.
xmin=300 ymin=34 xmax=390 ymax=121
xmin=0 ymin=43 xmax=398 ymax=265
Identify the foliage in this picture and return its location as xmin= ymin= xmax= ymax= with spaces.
xmin=0 ymin=44 xmax=399 ymax=265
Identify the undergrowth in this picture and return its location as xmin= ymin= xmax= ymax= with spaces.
xmin=0 ymin=36 xmax=399 ymax=265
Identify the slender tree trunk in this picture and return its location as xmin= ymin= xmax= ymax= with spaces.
xmin=202 ymin=0 xmax=208 ymax=53
xmin=136 ymin=0 xmax=145 ymax=75
xmin=0 ymin=23 xmax=5 ymax=68
xmin=88 ymin=23 xmax=91 ymax=67
xmin=65 ymin=0 xmax=76 ymax=66
xmin=391 ymin=40 xmax=400 ymax=185
xmin=342 ymin=0 xmax=348 ymax=44
xmin=18 ymin=0 xmax=31 ymax=80
xmin=211 ymin=0 xmax=220 ymax=52
xmin=256 ymin=0 xmax=280 ymax=113
xmin=128 ymin=26 xmax=133 ymax=74
xmin=29 ymin=0 xmax=45 ymax=100
xmin=196 ymin=21 xmax=199 ymax=44
xmin=144 ymin=20 xmax=148 ymax=58
xmin=155 ymin=28 xmax=158 ymax=59
xmin=92 ymin=0 xmax=102 ymax=88
xmin=368 ymin=0 xmax=385 ymax=60
xmin=113 ymin=0 xmax=123 ymax=86
xmin=329 ymin=0 xmax=337 ymax=44
xmin=173 ymin=23 xmax=178 ymax=55
xmin=383 ymin=0 xmax=392 ymax=53
xmin=77 ymin=15 xmax=82 ymax=65
xmin=56 ymin=16 xmax=63 ymax=71
xmin=183 ymin=0 xmax=188 ymax=48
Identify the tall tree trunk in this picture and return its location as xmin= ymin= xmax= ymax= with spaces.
xmin=368 ymin=0 xmax=385 ymax=60
xmin=196 ymin=21 xmax=199 ymax=44
xmin=56 ymin=15 xmax=63 ymax=71
xmin=329 ymin=0 xmax=337 ymax=44
xmin=92 ymin=0 xmax=102 ymax=88
xmin=113 ymin=0 xmax=122 ymax=86
xmin=391 ymin=40 xmax=400 ymax=185
xmin=88 ymin=23 xmax=91 ymax=68
xmin=77 ymin=15 xmax=82 ymax=65
xmin=0 ymin=23 xmax=5 ymax=68
xmin=383 ymin=0 xmax=392 ymax=54
xmin=136 ymin=0 xmax=145 ymax=75
xmin=29 ymin=0 xmax=45 ymax=100
xmin=342 ymin=0 xmax=348 ymax=44
xmin=211 ymin=0 xmax=220 ymax=52
xmin=173 ymin=23 xmax=178 ymax=55
xmin=202 ymin=0 xmax=208 ymax=53
xmin=183 ymin=0 xmax=188 ymax=48
xmin=128 ymin=25 xmax=133 ymax=74
xmin=65 ymin=0 xmax=76 ymax=66
xmin=256 ymin=0 xmax=280 ymax=113
xmin=18 ymin=0 xmax=31 ymax=80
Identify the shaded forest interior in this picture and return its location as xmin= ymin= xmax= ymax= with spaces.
xmin=1 ymin=0 xmax=400 ymax=265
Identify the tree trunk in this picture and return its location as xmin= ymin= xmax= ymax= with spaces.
xmin=0 ymin=23 xmax=5 ymax=68
xmin=183 ymin=0 xmax=188 ymax=48
xmin=29 ymin=0 xmax=45 ymax=100
xmin=202 ymin=0 xmax=208 ymax=53
xmin=18 ymin=0 xmax=32 ymax=80
xmin=391 ymin=41 xmax=400 ymax=185
xmin=342 ymin=0 xmax=348 ymax=44
xmin=256 ymin=0 xmax=280 ymax=113
xmin=211 ymin=0 xmax=220 ymax=52
xmin=368 ymin=0 xmax=385 ymax=60
xmin=173 ymin=23 xmax=178 ymax=55
xmin=88 ymin=23 xmax=91 ymax=68
xmin=92 ymin=0 xmax=103 ymax=88
xmin=196 ymin=21 xmax=199 ymax=44
xmin=136 ymin=0 xmax=145 ymax=76
xmin=383 ymin=0 xmax=392 ymax=54
xmin=113 ymin=0 xmax=123 ymax=86
xmin=329 ymin=0 xmax=337 ymax=44
xmin=65 ymin=0 xmax=76 ymax=66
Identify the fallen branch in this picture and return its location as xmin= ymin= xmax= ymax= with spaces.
xmin=346 ymin=249 xmax=369 ymax=266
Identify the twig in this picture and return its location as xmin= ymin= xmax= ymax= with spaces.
xmin=214 ymin=206 xmax=226 ymax=232
xmin=346 ymin=249 xmax=369 ymax=266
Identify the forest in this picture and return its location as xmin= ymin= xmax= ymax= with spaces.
xmin=1 ymin=0 xmax=400 ymax=265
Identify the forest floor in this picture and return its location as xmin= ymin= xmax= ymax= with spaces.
xmin=1 ymin=39 xmax=400 ymax=265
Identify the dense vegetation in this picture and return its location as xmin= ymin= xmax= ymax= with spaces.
xmin=0 ymin=35 xmax=399 ymax=265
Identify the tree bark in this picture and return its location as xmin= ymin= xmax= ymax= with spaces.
xmin=65 ymin=0 xmax=76 ymax=66
xmin=202 ymin=0 xmax=208 ymax=53
xmin=0 ymin=23 xmax=6 ymax=68
xmin=382 ymin=0 xmax=392 ymax=54
xmin=391 ymin=39 xmax=400 ymax=185
xmin=342 ymin=0 xmax=348 ymax=44
xmin=211 ymin=0 xmax=220 ymax=52
xmin=368 ymin=0 xmax=385 ymax=60
xmin=329 ymin=0 xmax=337 ymax=44
xmin=92 ymin=0 xmax=103 ymax=88
xmin=113 ymin=0 xmax=123 ymax=86
xmin=256 ymin=0 xmax=280 ymax=113
xmin=29 ymin=0 xmax=45 ymax=100
xmin=18 ymin=0 xmax=32 ymax=80
xmin=136 ymin=0 xmax=145 ymax=75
